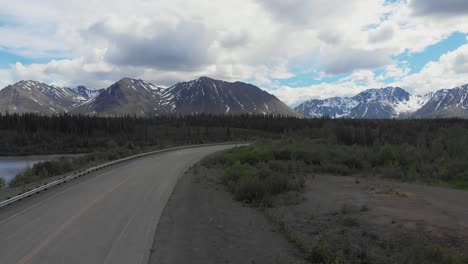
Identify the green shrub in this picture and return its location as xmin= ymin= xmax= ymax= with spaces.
xmin=222 ymin=160 xmax=304 ymax=204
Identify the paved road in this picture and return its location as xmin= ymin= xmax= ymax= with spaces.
xmin=0 ymin=144 xmax=237 ymax=264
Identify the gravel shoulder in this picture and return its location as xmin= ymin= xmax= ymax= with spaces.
xmin=149 ymin=166 xmax=307 ymax=264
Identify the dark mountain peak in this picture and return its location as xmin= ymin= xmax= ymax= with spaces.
xmin=73 ymin=85 xmax=89 ymax=94
xmin=9 ymin=80 xmax=47 ymax=90
xmin=182 ymin=76 xmax=221 ymax=87
xmin=71 ymin=85 xmax=103 ymax=100
xmin=72 ymin=78 xmax=170 ymax=116
xmin=17 ymin=80 xmax=42 ymax=85
xmin=197 ymin=76 xmax=213 ymax=81
xmin=164 ymin=77 xmax=300 ymax=116
xmin=111 ymin=78 xmax=161 ymax=92
xmin=454 ymin=83 xmax=468 ymax=91
xmin=118 ymin=77 xmax=137 ymax=82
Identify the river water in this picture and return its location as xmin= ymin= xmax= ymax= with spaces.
xmin=0 ymin=154 xmax=80 ymax=182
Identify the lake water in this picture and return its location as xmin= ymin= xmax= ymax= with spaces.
xmin=0 ymin=154 xmax=80 ymax=182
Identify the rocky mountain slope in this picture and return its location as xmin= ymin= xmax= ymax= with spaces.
xmin=72 ymin=78 xmax=171 ymax=116
xmin=71 ymin=86 xmax=104 ymax=100
xmin=162 ymin=77 xmax=300 ymax=116
xmin=413 ymin=84 xmax=468 ymax=118
xmin=0 ymin=81 xmax=88 ymax=114
xmin=295 ymin=85 xmax=468 ymax=119
xmin=67 ymin=76 xmax=300 ymax=116
xmin=69 ymin=77 xmax=300 ymax=116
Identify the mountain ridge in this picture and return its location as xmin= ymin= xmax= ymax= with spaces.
xmin=0 ymin=80 xmax=89 ymax=114
xmin=161 ymin=76 xmax=299 ymax=116
xmin=2 ymin=78 xmax=467 ymax=118
xmin=295 ymin=84 xmax=468 ymax=119
xmin=0 ymin=77 xmax=300 ymax=117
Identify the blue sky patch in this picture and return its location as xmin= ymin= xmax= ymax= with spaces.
xmin=396 ymin=32 xmax=468 ymax=74
xmin=0 ymin=48 xmax=53 ymax=67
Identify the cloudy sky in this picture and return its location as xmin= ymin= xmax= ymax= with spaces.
xmin=0 ymin=0 xmax=468 ymax=106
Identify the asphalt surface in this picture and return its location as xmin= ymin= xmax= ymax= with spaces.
xmin=0 ymin=144 xmax=237 ymax=264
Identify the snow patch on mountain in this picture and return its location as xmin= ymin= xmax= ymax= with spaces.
xmin=295 ymin=85 xmax=468 ymax=119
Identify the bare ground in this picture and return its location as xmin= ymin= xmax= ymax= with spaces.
xmin=149 ymin=167 xmax=308 ymax=264
xmin=271 ymin=175 xmax=468 ymax=262
xmin=283 ymin=174 xmax=468 ymax=235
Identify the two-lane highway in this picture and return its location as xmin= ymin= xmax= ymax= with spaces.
xmin=0 ymin=144 xmax=237 ymax=264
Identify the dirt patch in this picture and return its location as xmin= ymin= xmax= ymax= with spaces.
xmin=270 ymin=175 xmax=468 ymax=263
xmin=149 ymin=166 xmax=308 ymax=264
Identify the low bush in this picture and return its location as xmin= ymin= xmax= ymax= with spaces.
xmin=208 ymin=140 xmax=468 ymax=188
xmin=9 ymin=146 xmax=141 ymax=188
xmin=223 ymin=161 xmax=304 ymax=204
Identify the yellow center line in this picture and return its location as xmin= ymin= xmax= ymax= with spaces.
xmin=16 ymin=174 xmax=132 ymax=264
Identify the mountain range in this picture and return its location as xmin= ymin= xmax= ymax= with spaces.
xmin=1 ymin=77 xmax=467 ymax=118
xmin=295 ymin=84 xmax=468 ymax=119
xmin=0 ymin=77 xmax=299 ymax=117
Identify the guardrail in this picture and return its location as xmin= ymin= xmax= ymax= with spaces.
xmin=0 ymin=142 xmax=247 ymax=209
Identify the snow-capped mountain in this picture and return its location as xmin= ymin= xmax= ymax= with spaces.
xmin=71 ymin=77 xmax=300 ymax=116
xmin=413 ymin=84 xmax=468 ymax=118
xmin=2 ymin=79 xmax=466 ymax=118
xmin=0 ymin=80 xmax=90 ymax=114
xmin=295 ymin=97 xmax=359 ymax=118
xmin=0 ymin=77 xmax=299 ymax=117
xmin=295 ymin=85 xmax=468 ymax=119
xmin=162 ymin=76 xmax=300 ymax=116
xmin=348 ymin=87 xmax=426 ymax=119
xmin=71 ymin=86 xmax=104 ymax=100
xmin=71 ymin=78 xmax=170 ymax=116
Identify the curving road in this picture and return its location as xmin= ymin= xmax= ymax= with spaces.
xmin=0 ymin=144 xmax=238 ymax=264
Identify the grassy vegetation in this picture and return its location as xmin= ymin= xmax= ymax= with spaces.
xmin=202 ymin=141 xmax=468 ymax=263
xmin=202 ymin=144 xmax=307 ymax=205
xmin=205 ymin=140 xmax=468 ymax=190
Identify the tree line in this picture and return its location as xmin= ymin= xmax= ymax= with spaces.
xmin=1 ymin=113 xmax=467 ymax=155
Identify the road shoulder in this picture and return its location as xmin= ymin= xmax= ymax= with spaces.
xmin=149 ymin=165 xmax=307 ymax=264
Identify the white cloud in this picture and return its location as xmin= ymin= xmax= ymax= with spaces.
xmin=0 ymin=69 xmax=12 ymax=89
xmin=368 ymin=24 xmax=395 ymax=43
xmin=410 ymin=0 xmax=468 ymax=16
xmin=394 ymin=44 xmax=468 ymax=94
xmin=322 ymin=48 xmax=393 ymax=75
xmin=377 ymin=63 xmax=411 ymax=81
